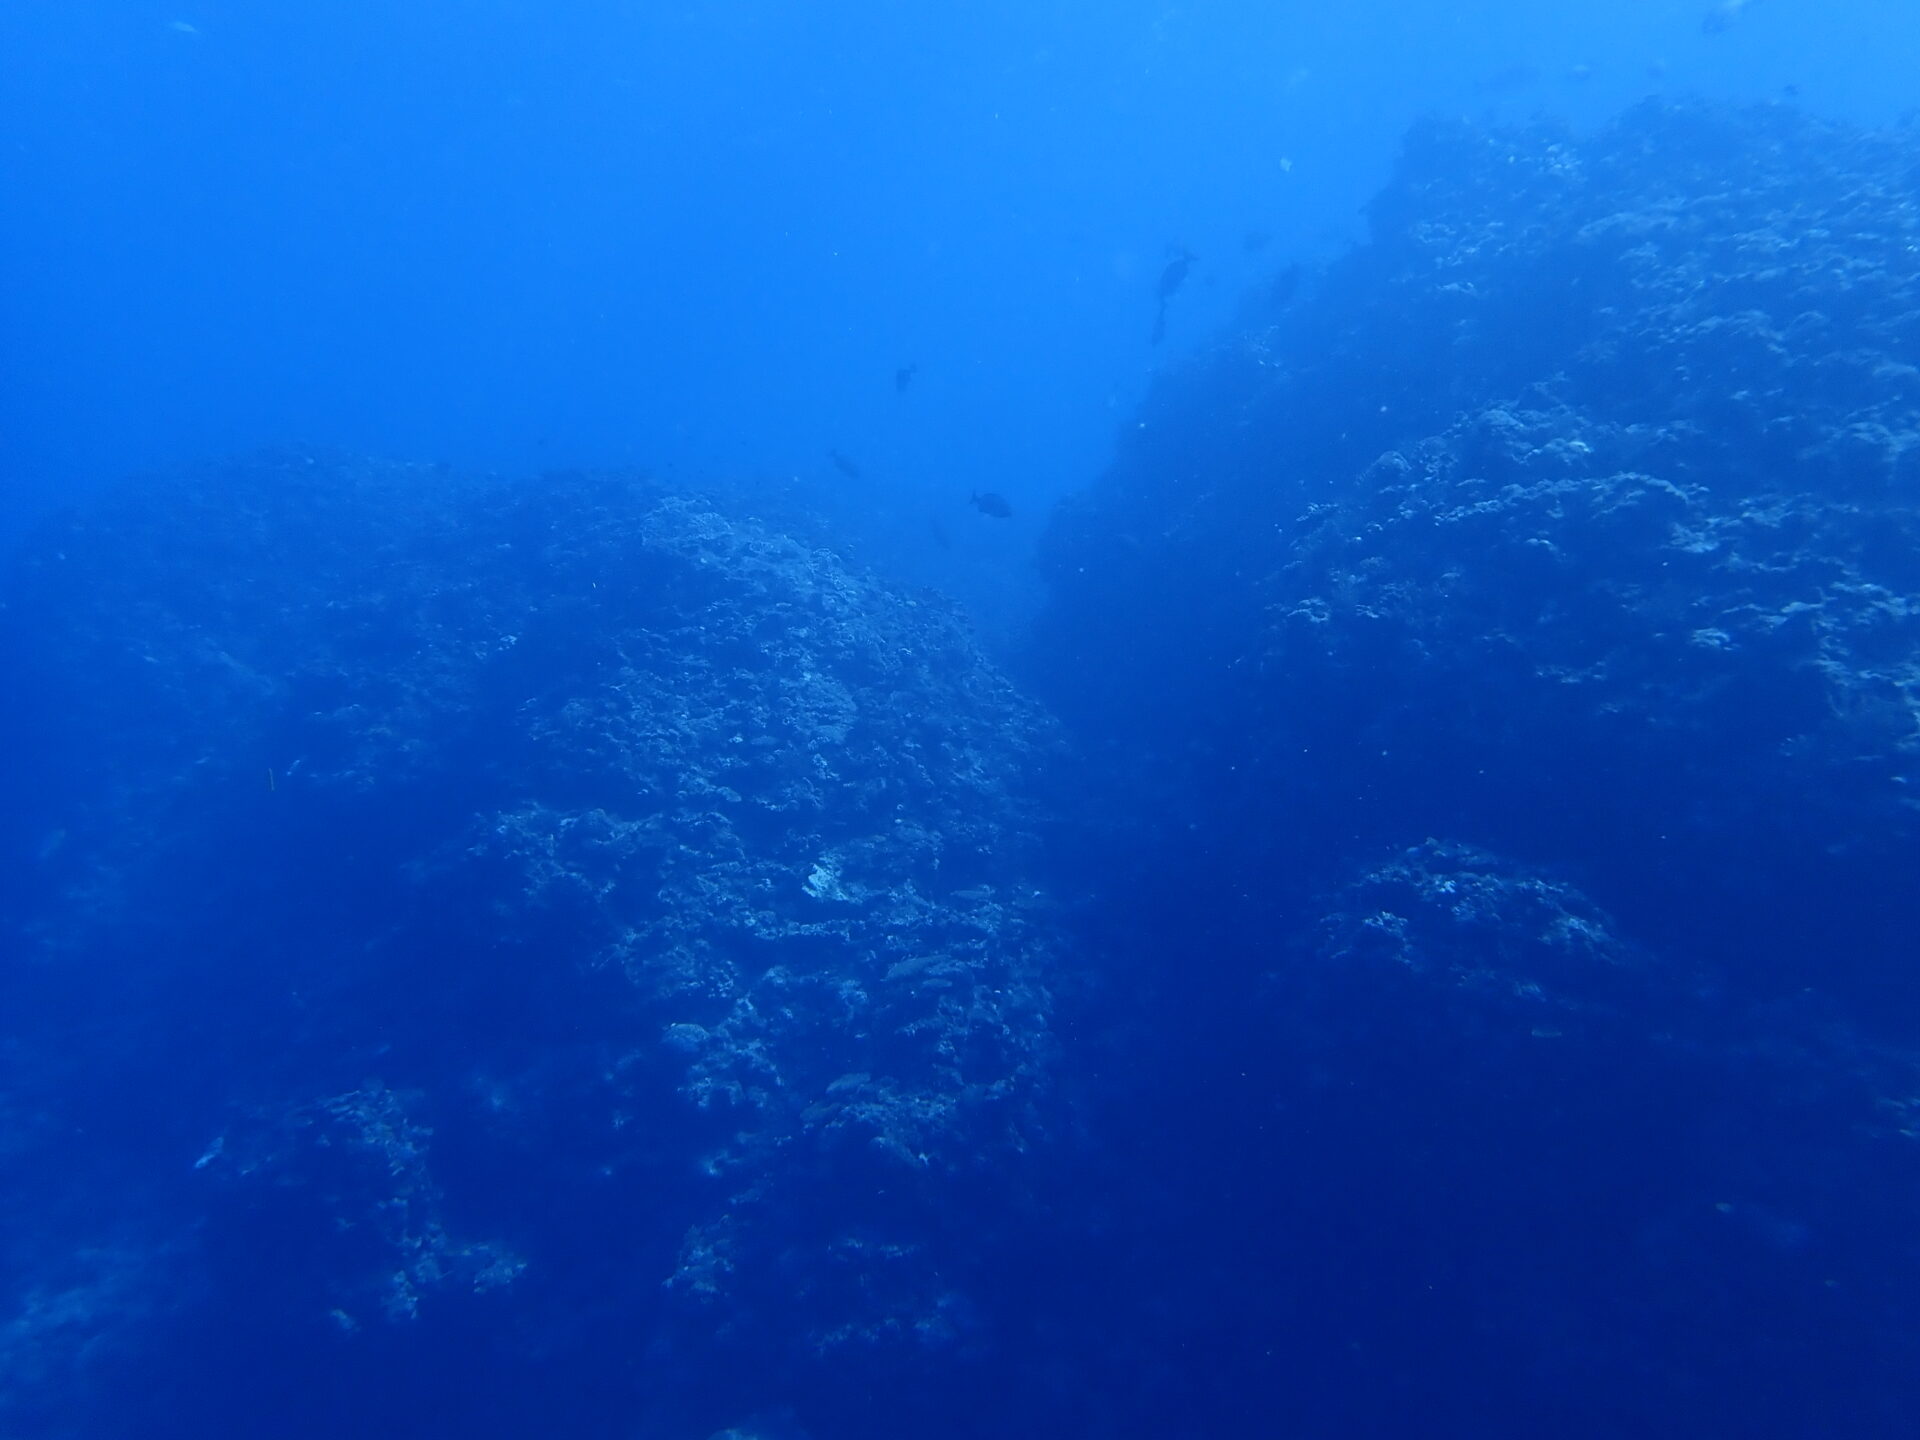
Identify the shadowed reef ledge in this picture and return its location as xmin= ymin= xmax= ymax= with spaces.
xmin=5 ymin=97 xmax=1920 ymax=1440
xmin=0 ymin=458 xmax=1059 ymax=1436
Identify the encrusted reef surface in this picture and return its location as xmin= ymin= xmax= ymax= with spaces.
xmin=11 ymin=99 xmax=1920 ymax=1440
xmin=0 ymin=455 xmax=1056 ymax=1437
xmin=1030 ymin=101 xmax=1920 ymax=1436
xmin=1039 ymin=100 xmax=1920 ymax=1010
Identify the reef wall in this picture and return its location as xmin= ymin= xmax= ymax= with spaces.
xmin=1037 ymin=100 xmax=1920 ymax=1014
xmin=1028 ymin=100 xmax=1920 ymax=1437
xmin=0 ymin=456 xmax=1058 ymax=1437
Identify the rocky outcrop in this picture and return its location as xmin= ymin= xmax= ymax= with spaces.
xmin=0 ymin=454 xmax=1058 ymax=1433
xmin=1023 ymin=101 xmax=1920 ymax=1438
xmin=1035 ymin=101 xmax=1920 ymax=1013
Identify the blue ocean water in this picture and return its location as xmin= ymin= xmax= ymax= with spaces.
xmin=3 ymin=3 xmax=1919 ymax=1438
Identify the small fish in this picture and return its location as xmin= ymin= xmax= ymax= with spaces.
xmin=1266 ymin=262 xmax=1302 ymax=311
xmin=895 ymin=363 xmax=919 ymax=394
xmin=970 ymin=491 xmax=1012 ymax=519
xmin=1472 ymin=63 xmax=1541 ymax=96
xmin=1155 ymin=248 xmax=1196 ymax=304
xmin=1150 ymin=248 xmax=1196 ymax=345
xmin=1702 ymin=0 xmax=1759 ymax=33
xmin=827 ymin=449 xmax=864 ymax=481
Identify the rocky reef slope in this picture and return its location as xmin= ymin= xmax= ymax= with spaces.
xmin=1031 ymin=100 xmax=1920 ymax=1437
xmin=1039 ymin=100 xmax=1920 ymax=1012
xmin=0 ymin=456 xmax=1057 ymax=1437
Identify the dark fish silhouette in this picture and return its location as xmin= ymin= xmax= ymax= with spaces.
xmin=1472 ymin=63 xmax=1541 ymax=95
xmin=828 ymin=449 xmax=864 ymax=481
xmin=970 ymin=491 xmax=1012 ymax=519
xmin=1703 ymin=0 xmax=1758 ymax=33
xmin=1267 ymin=262 xmax=1302 ymax=311
xmin=1155 ymin=249 xmax=1196 ymax=302
xmin=1150 ymin=248 xmax=1196 ymax=345
xmin=895 ymin=363 xmax=919 ymax=394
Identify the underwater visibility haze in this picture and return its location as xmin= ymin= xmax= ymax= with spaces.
xmin=4 ymin=2 xmax=1920 ymax=1437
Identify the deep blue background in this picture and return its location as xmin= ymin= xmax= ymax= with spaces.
xmin=4 ymin=0 xmax=1914 ymax=618
xmin=6 ymin=5 xmax=1920 ymax=1438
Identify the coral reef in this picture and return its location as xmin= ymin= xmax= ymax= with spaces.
xmin=0 ymin=457 xmax=1057 ymax=1431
